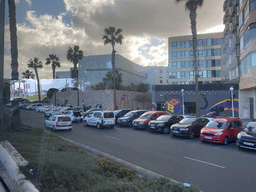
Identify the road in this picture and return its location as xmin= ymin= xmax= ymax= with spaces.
xmin=20 ymin=109 xmax=256 ymax=192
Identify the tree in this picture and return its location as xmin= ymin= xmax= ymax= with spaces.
xmin=135 ymin=93 xmax=152 ymax=109
xmin=136 ymin=83 xmax=150 ymax=92
xmin=28 ymin=58 xmax=43 ymax=102
xmin=175 ymin=0 xmax=203 ymax=118
xmin=46 ymin=54 xmax=60 ymax=79
xmin=22 ymin=70 xmax=35 ymax=79
xmin=8 ymin=0 xmax=18 ymax=80
xmin=67 ymin=45 xmax=83 ymax=106
xmin=103 ymin=26 xmax=123 ymax=110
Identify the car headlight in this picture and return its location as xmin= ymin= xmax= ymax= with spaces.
xmin=237 ymin=134 xmax=241 ymax=139
xmin=215 ymin=132 xmax=223 ymax=135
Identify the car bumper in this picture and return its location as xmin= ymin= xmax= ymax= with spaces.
xmin=237 ymin=140 xmax=256 ymax=150
xmin=133 ymin=124 xmax=147 ymax=129
xmin=117 ymin=121 xmax=130 ymax=127
xmin=200 ymin=134 xmax=224 ymax=143
xmin=171 ymin=130 xmax=190 ymax=137
xmin=55 ymin=126 xmax=72 ymax=130
xmin=149 ymin=126 xmax=164 ymax=132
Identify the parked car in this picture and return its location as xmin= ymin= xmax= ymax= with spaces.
xmin=116 ymin=110 xmax=148 ymax=127
xmin=62 ymin=110 xmax=83 ymax=122
xmin=114 ymin=109 xmax=131 ymax=123
xmin=45 ymin=107 xmax=62 ymax=117
xmin=26 ymin=103 xmax=43 ymax=110
xmin=132 ymin=111 xmax=168 ymax=130
xmin=44 ymin=115 xmax=72 ymax=131
xmin=200 ymin=117 xmax=243 ymax=145
xmin=83 ymin=110 xmax=115 ymax=129
xmin=171 ymin=117 xmax=210 ymax=138
xmin=148 ymin=115 xmax=184 ymax=134
xmin=82 ymin=108 xmax=103 ymax=118
xmin=236 ymin=120 xmax=256 ymax=150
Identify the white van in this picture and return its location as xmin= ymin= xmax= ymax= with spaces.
xmin=83 ymin=110 xmax=115 ymax=129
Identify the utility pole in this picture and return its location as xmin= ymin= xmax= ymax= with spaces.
xmin=0 ymin=0 xmax=5 ymax=126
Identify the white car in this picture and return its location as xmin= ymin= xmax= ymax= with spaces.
xmin=26 ymin=103 xmax=43 ymax=110
xmin=45 ymin=107 xmax=62 ymax=117
xmin=83 ymin=110 xmax=115 ymax=129
xmin=44 ymin=115 xmax=72 ymax=131
xmin=62 ymin=110 xmax=83 ymax=122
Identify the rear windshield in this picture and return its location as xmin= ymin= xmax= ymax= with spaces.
xmin=58 ymin=117 xmax=71 ymax=121
xmin=104 ymin=112 xmax=114 ymax=118
xmin=206 ymin=120 xmax=227 ymax=129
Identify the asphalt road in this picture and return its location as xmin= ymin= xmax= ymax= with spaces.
xmin=20 ymin=109 xmax=256 ymax=192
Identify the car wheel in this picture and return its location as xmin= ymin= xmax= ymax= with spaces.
xmin=128 ymin=122 xmax=132 ymax=127
xmin=189 ymin=131 xmax=195 ymax=139
xmin=110 ymin=126 xmax=114 ymax=129
xmin=53 ymin=126 xmax=56 ymax=132
xmin=80 ymin=119 xmax=83 ymax=123
xmin=84 ymin=120 xmax=87 ymax=126
xmin=224 ymin=137 xmax=229 ymax=145
xmin=96 ymin=123 xmax=101 ymax=129
xmin=163 ymin=127 xmax=170 ymax=134
xmin=69 ymin=128 xmax=72 ymax=131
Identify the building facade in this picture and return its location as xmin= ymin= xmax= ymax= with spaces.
xmin=168 ymin=32 xmax=223 ymax=85
xmin=237 ymin=0 xmax=256 ymax=119
xmin=78 ymin=54 xmax=144 ymax=90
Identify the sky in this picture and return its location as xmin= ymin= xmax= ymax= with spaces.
xmin=3 ymin=0 xmax=225 ymax=81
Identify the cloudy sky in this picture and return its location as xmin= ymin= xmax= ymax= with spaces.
xmin=4 ymin=0 xmax=225 ymax=80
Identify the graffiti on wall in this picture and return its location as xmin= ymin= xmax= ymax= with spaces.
xmin=152 ymin=102 xmax=157 ymax=111
xmin=167 ymin=99 xmax=181 ymax=114
xmin=201 ymin=98 xmax=239 ymax=116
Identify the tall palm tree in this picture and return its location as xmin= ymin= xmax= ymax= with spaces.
xmin=175 ymin=0 xmax=204 ymax=118
xmin=46 ymin=54 xmax=61 ymax=79
xmin=8 ymin=0 xmax=19 ymax=80
xmin=102 ymin=26 xmax=123 ymax=110
xmin=28 ymin=58 xmax=43 ymax=102
xmin=66 ymin=45 xmax=83 ymax=106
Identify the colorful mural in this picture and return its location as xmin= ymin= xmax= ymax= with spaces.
xmin=167 ymin=99 xmax=181 ymax=114
xmin=152 ymin=102 xmax=157 ymax=111
xmin=201 ymin=98 xmax=239 ymax=116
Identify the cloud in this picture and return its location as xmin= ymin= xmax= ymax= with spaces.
xmin=4 ymin=0 xmax=225 ymax=80
xmin=25 ymin=0 xmax=31 ymax=6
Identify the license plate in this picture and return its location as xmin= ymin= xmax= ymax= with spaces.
xmin=204 ymin=136 xmax=212 ymax=140
xmin=243 ymin=142 xmax=254 ymax=146
xmin=133 ymin=124 xmax=137 ymax=126
xmin=150 ymin=126 xmax=155 ymax=129
xmin=173 ymin=131 xmax=179 ymax=133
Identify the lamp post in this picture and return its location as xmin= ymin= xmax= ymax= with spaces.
xmin=230 ymin=87 xmax=234 ymax=118
xmin=181 ymin=89 xmax=185 ymax=116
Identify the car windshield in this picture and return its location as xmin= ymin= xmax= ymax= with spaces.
xmin=58 ymin=117 xmax=71 ymax=121
xmin=245 ymin=122 xmax=256 ymax=132
xmin=139 ymin=113 xmax=152 ymax=119
xmin=114 ymin=111 xmax=121 ymax=115
xmin=156 ymin=115 xmax=171 ymax=121
xmin=104 ymin=112 xmax=114 ymax=118
xmin=179 ymin=118 xmax=196 ymax=124
xmin=206 ymin=120 xmax=227 ymax=129
xmin=124 ymin=112 xmax=135 ymax=117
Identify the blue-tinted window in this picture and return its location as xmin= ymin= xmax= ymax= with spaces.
xmin=177 ymin=52 xmax=180 ymax=59
xmin=207 ymin=39 xmax=211 ymax=46
xmin=181 ymin=71 xmax=185 ymax=78
xmin=181 ymin=41 xmax=185 ymax=48
xmin=177 ymin=41 xmax=180 ymax=49
xmin=239 ymin=12 xmax=243 ymax=28
xmin=199 ymin=71 xmax=203 ymax=78
xmin=203 ymin=71 xmax=207 ymax=78
xmin=203 ymin=60 xmax=207 ymax=67
xmin=190 ymin=51 xmax=193 ymax=58
xmin=186 ymin=61 xmax=190 ymax=68
xmin=190 ymin=61 xmax=194 ymax=68
xmin=172 ymin=62 xmax=177 ymax=69
xmin=208 ymin=70 xmax=212 ymax=78
xmin=186 ymin=71 xmax=189 ymax=78
xmin=190 ymin=71 xmax=194 ymax=78
xmin=181 ymin=51 xmax=185 ymax=58
xmin=181 ymin=61 xmax=186 ymax=68
xmin=185 ymin=41 xmax=190 ymax=48
xmin=198 ymin=60 xmax=203 ymax=68
xmin=177 ymin=72 xmax=180 ymax=79
xmin=172 ymin=42 xmax=177 ymax=49
xmin=186 ymin=51 xmax=190 ymax=58
xmin=173 ymin=52 xmax=177 ymax=59
xmin=207 ymin=49 xmax=211 ymax=56
xmin=198 ymin=50 xmax=203 ymax=57
xmin=198 ymin=39 xmax=203 ymax=47
xmin=189 ymin=41 xmax=193 ymax=47
xmin=250 ymin=0 xmax=256 ymax=12
xmin=177 ymin=61 xmax=181 ymax=69
xmin=252 ymin=52 xmax=256 ymax=66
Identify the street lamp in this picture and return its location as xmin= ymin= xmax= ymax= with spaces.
xmin=181 ymin=89 xmax=185 ymax=116
xmin=230 ymin=87 xmax=234 ymax=118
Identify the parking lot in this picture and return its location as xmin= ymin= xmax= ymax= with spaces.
xmin=16 ymin=107 xmax=256 ymax=192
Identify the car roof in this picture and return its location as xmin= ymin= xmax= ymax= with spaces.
xmin=212 ymin=117 xmax=241 ymax=121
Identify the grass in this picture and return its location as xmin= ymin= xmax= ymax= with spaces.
xmin=3 ymin=116 xmax=201 ymax=191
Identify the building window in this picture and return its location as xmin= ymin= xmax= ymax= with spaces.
xmin=250 ymin=0 xmax=256 ymax=12
xmin=181 ymin=61 xmax=186 ymax=68
xmin=160 ymin=80 xmax=163 ymax=84
xmin=172 ymin=42 xmax=177 ymax=49
xmin=206 ymin=39 xmax=211 ymax=46
xmin=181 ymin=41 xmax=185 ymax=48
xmin=239 ymin=12 xmax=243 ymax=28
xmin=181 ymin=51 xmax=185 ymax=58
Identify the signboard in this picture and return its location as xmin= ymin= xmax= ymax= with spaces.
xmin=120 ymin=94 xmax=129 ymax=104
xmin=167 ymin=99 xmax=181 ymax=114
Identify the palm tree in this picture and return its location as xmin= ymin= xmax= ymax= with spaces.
xmin=102 ymin=26 xmax=123 ymax=110
xmin=175 ymin=0 xmax=204 ymax=118
xmin=8 ymin=0 xmax=19 ymax=80
xmin=22 ymin=70 xmax=35 ymax=79
xmin=66 ymin=45 xmax=83 ymax=106
xmin=46 ymin=54 xmax=61 ymax=79
xmin=28 ymin=58 xmax=43 ymax=102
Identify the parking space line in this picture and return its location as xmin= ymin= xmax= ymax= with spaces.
xmin=184 ymin=156 xmax=226 ymax=169
xmin=103 ymin=135 xmax=120 ymax=140
xmin=178 ymin=139 xmax=190 ymax=143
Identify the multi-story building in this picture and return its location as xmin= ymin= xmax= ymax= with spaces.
xmin=237 ymin=0 xmax=256 ymax=119
xmin=168 ymin=32 xmax=223 ymax=85
xmin=222 ymin=0 xmax=240 ymax=83
xmin=78 ymin=54 xmax=145 ymax=90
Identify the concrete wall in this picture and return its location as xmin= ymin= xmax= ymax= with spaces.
xmin=51 ymin=90 xmax=152 ymax=111
xmin=239 ymin=89 xmax=256 ymax=119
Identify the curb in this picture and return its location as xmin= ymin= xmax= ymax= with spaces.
xmin=0 ymin=141 xmax=39 ymax=192
xmin=60 ymin=136 xmax=180 ymax=184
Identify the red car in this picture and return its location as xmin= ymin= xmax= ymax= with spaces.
xmin=132 ymin=111 xmax=168 ymax=130
xmin=200 ymin=117 xmax=243 ymax=145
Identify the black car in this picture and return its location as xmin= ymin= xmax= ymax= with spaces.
xmin=148 ymin=115 xmax=184 ymax=134
xmin=114 ymin=109 xmax=131 ymax=123
xmin=116 ymin=110 xmax=148 ymax=127
xmin=237 ymin=121 xmax=256 ymax=150
xmin=171 ymin=117 xmax=210 ymax=138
